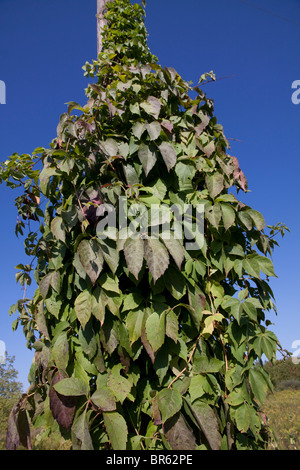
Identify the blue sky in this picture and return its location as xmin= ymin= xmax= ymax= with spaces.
xmin=0 ymin=0 xmax=299 ymax=389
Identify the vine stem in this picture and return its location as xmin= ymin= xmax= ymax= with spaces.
xmin=168 ymin=332 xmax=202 ymax=389
xmin=70 ymin=169 xmax=90 ymax=226
xmin=124 ymin=402 xmax=145 ymax=450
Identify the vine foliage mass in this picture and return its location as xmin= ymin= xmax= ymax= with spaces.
xmin=0 ymin=0 xmax=289 ymax=450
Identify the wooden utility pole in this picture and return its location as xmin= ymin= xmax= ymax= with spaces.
xmin=97 ymin=0 xmax=113 ymax=55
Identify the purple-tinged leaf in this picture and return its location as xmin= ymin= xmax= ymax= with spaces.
xmin=49 ymin=370 xmax=76 ymax=431
xmin=158 ymin=142 xmax=177 ymax=171
xmin=232 ymin=156 xmax=248 ymax=192
xmin=163 ymin=412 xmax=196 ymax=450
xmin=6 ymin=397 xmax=31 ymax=450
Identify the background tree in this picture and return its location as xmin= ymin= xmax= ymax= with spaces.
xmin=0 ymin=0 xmax=288 ymax=450
xmin=0 ymin=355 xmax=23 ymax=450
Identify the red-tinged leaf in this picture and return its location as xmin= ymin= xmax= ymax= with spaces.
xmin=195 ymin=113 xmax=210 ymax=135
xmin=138 ymin=143 xmax=157 ymax=176
xmin=161 ymin=235 xmax=185 ymax=270
xmin=141 ymin=312 xmax=156 ymax=363
xmin=163 ymin=412 xmax=196 ymax=450
xmin=144 ymin=238 xmax=170 ymax=282
xmin=158 ymin=142 xmax=177 ymax=171
xmin=77 ymin=239 xmax=104 ymax=285
xmin=232 ymin=156 xmax=248 ymax=192
xmin=49 ymin=370 xmax=76 ymax=431
xmin=124 ymin=237 xmax=144 ymax=280
xmin=6 ymin=398 xmax=31 ymax=450
xmin=189 ymin=401 xmax=222 ymax=450
xmin=152 ymin=394 xmax=162 ymax=426
xmin=39 ymin=273 xmax=51 ymax=299
xmin=74 ymin=290 xmax=92 ymax=330
xmin=161 ymin=119 xmax=173 ymax=135
xmin=146 ymin=121 xmax=161 ymax=141
xmin=147 ymin=96 xmax=161 ymax=119
xmin=5 ymin=398 xmax=31 ymax=450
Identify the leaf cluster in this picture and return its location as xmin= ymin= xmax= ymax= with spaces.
xmin=0 ymin=0 xmax=289 ymax=451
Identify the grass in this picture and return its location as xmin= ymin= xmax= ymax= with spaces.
xmin=263 ymin=389 xmax=300 ymax=450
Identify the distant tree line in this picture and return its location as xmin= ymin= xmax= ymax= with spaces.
xmin=264 ymin=358 xmax=300 ymax=391
xmin=0 ymin=355 xmax=23 ymax=450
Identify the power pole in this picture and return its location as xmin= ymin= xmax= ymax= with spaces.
xmin=97 ymin=0 xmax=113 ymax=56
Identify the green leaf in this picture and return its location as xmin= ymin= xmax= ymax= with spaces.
xmin=45 ymin=293 xmax=62 ymax=319
xmin=74 ymin=290 xmax=92 ymax=330
xmin=72 ymin=410 xmax=93 ymax=450
xmin=238 ymin=211 xmax=253 ymax=231
xmin=132 ymin=121 xmax=146 ymax=139
xmin=51 ymin=332 xmax=69 ymax=371
xmin=249 ymin=368 xmax=269 ymax=404
xmin=175 ymin=161 xmax=196 ymax=190
xmin=97 ymin=238 xmax=119 ymax=274
xmin=242 ymin=299 xmax=258 ymax=322
xmin=234 ymin=404 xmax=251 ymax=433
xmin=100 ymin=272 xmax=120 ymax=294
xmin=77 ymin=239 xmax=104 ymax=285
xmin=39 ymin=166 xmax=57 ymax=195
xmin=247 ymin=209 xmax=265 ymax=231
xmin=164 ymin=268 xmax=186 ymax=300
xmin=157 ymin=388 xmax=182 ymax=423
xmin=103 ymin=411 xmax=128 ymax=450
xmin=91 ymin=387 xmax=116 ymax=411
xmin=251 ymin=331 xmax=277 ymax=361
xmin=205 ymin=173 xmax=224 ymax=199
xmin=165 ymin=310 xmax=179 ymax=343
xmin=220 ymin=203 xmax=236 ymax=230
xmin=140 ymin=96 xmax=161 ymax=119
xmin=145 ymin=311 xmax=166 ymax=352
xmin=78 ymin=322 xmax=97 ymax=359
xmin=100 ymin=138 xmax=119 ymax=157
xmin=144 ymin=238 xmax=170 ymax=282
xmin=126 ymin=310 xmax=145 ymax=344
xmin=187 ymin=285 xmax=206 ymax=328
xmin=205 ymin=204 xmax=222 ymax=229
xmin=161 ymin=234 xmax=185 ymax=269
xmin=100 ymin=317 xmax=119 ymax=354
xmin=54 ymin=377 xmax=89 ymax=397
xmin=221 ymin=297 xmax=243 ymax=324
xmin=50 ymin=271 xmax=61 ymax=293
xmin=146 ymin=121 xmax=161 ymax=140
xmin=243 ymin=257 xmax=261 ymax=278
xmin=188 ymin=375 xmax=206 ymax=402
xmin=122 ymin=292 xmax=143 ymax=312
xmin=225 ymin=389 xmax=245 ymax=406
xmin=124 ymin=237 xmax=144 ymax=280
xmin=107 ymin=364 xmax=133 ymax=404
xmin=256 ymin=255 xmax=276 ymax=277
xmin=138 ymin=143 xmax=157 ymax=176
xmin=51 ymin=217 xmax=66 ymax=243
xmin=91 ymin=286 xmax=106 ymax=324
xmin=159 ymin=142 xmax=177 ymax=171
xmin=193 ymin=356 xmax=224 ymax=374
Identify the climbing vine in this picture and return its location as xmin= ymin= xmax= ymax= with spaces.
xmin=1 ymin=0 xmax=289 ymax=450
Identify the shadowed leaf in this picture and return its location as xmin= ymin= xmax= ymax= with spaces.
xmin=49 ymin=370 xmax=76 ymax=431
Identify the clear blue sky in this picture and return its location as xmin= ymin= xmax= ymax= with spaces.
xmin=0 ymin=0 xmax=299 ymax=389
